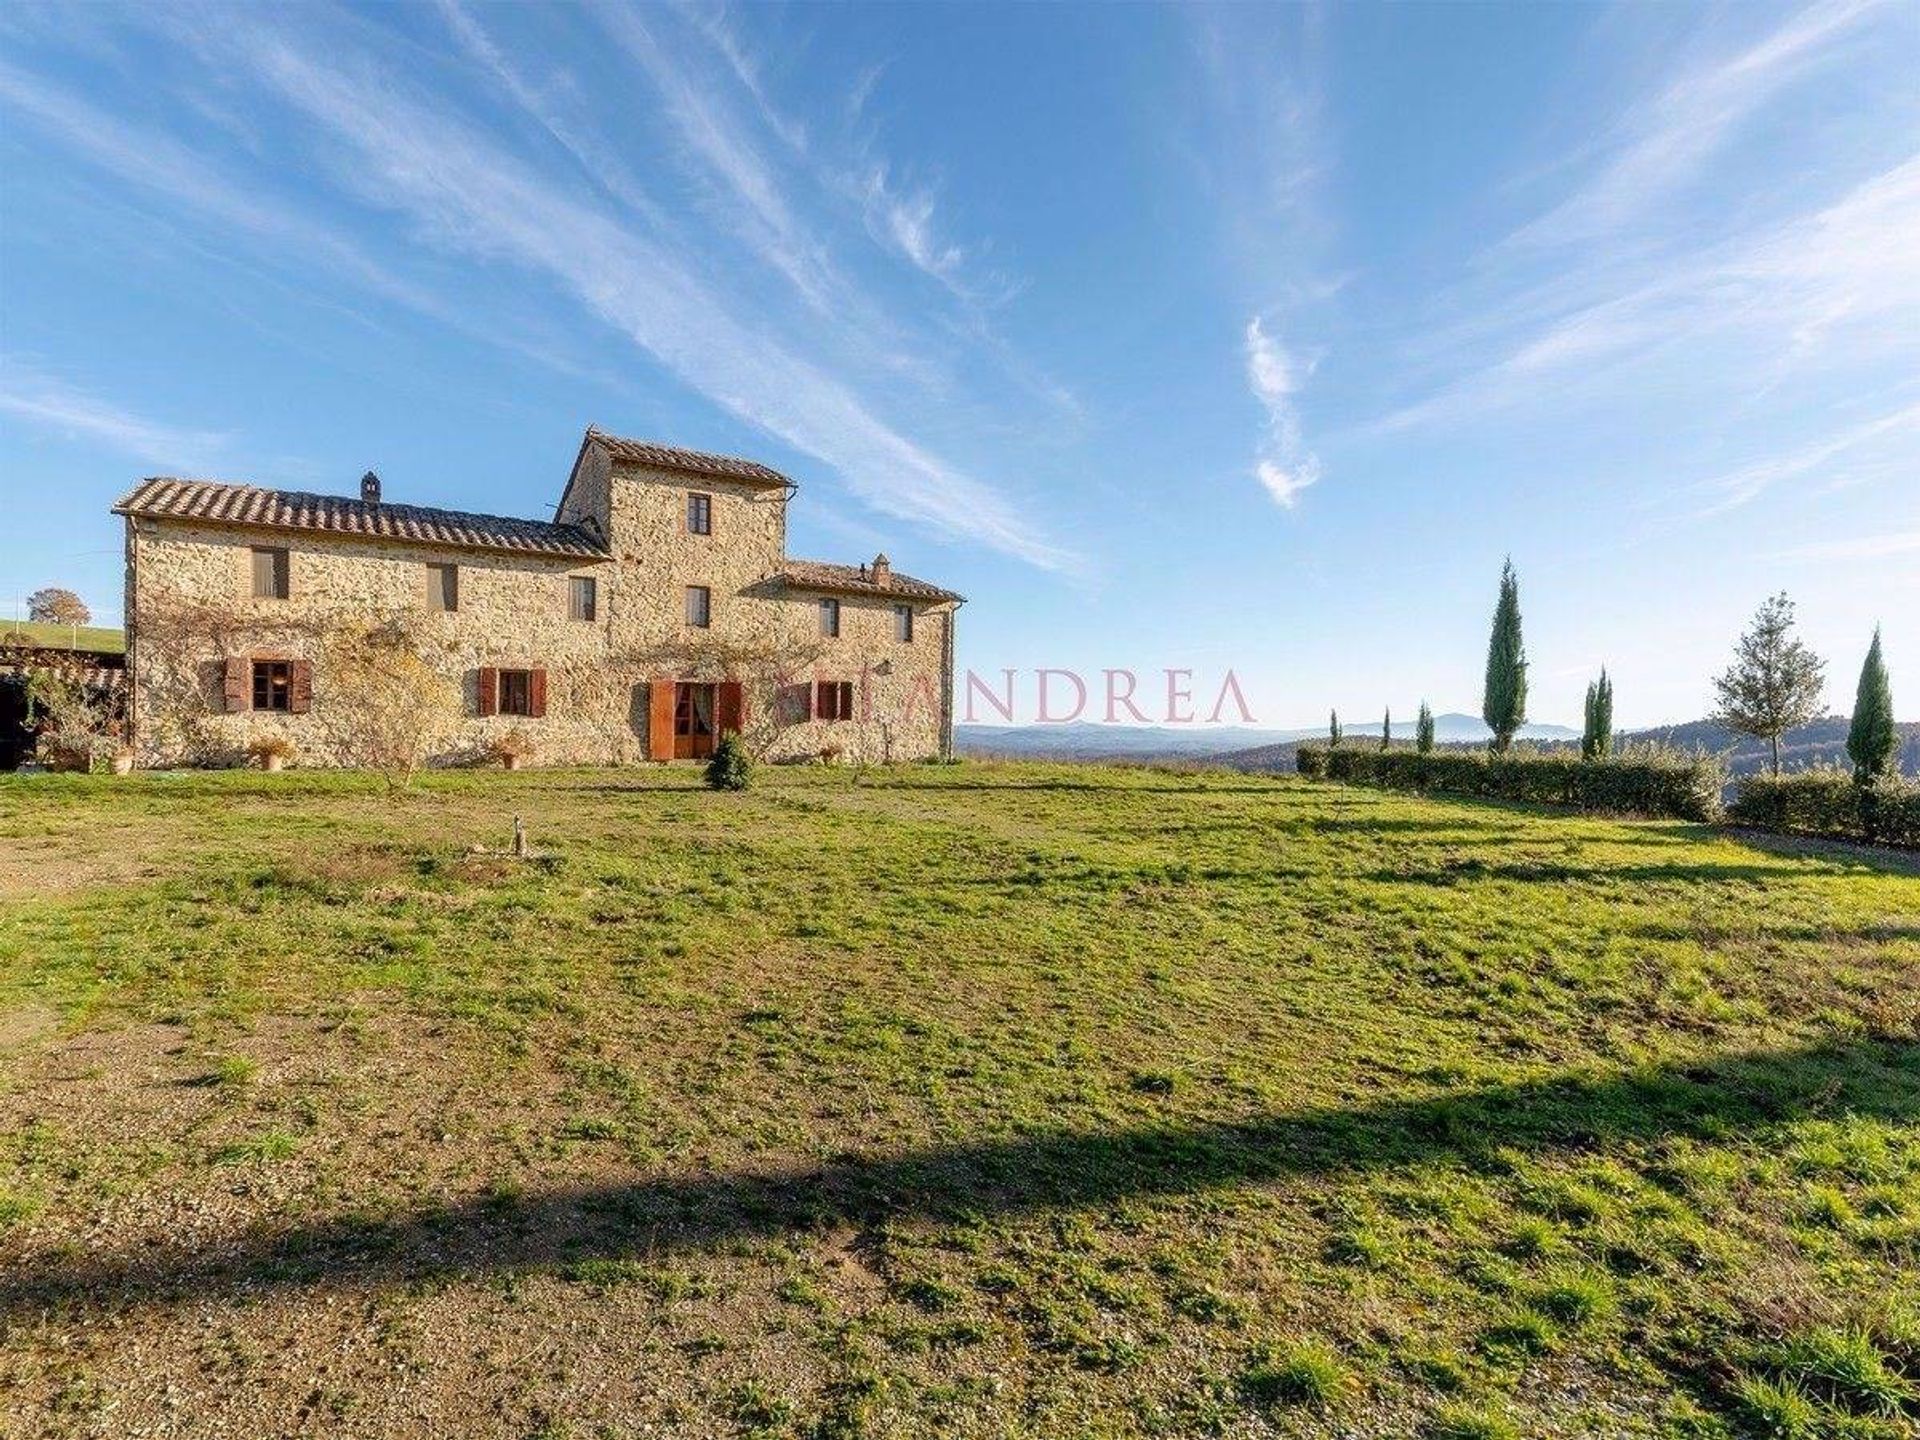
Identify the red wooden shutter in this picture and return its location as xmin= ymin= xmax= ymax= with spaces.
xmin=223 ymin=656 xmax=248 ymax=713
xmin=477 ymin=666 xmax=499 ymax=717
xmin=716 ymin=681 xmax=743 ymax=737
xmin=289 ymin=659 xmax=313 ymax=715
xmin=647 ymin=678 xmax=677 ymax=760
xmin=529 ymin=668 xmax=548 ymax=719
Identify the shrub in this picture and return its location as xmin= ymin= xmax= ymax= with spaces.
xmin=706 ymin=731 xmax=751 ymax=791
xmin=488 ymin=726 xmax=537 ymax=768
xmin=247 ymin=735 xmax=296 ymax=766
xmin=1727 ymin=770 xmax=1920 ymax=848
xmin=1294 ymin=744 xmax=1723 ymax=822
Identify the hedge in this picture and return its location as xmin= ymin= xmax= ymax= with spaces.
xmin=1726 ymin=770 xmax=1920 ymax=848
xmin=1295 ymin=745 xmax=1724 ymax=822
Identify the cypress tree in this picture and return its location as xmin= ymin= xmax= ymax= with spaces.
xmin=1328 ymin=709 xmax=1342 ymax=748
xmin=1582 ymin=668 xmax=1614 ymax=761
xmin=1382 ymin=707 xmax=1392 ymax=751
xmin=1594 ymin=669 xmax=1613 ymax=760
xmin=1482 ymin=558 xmax=1528 ymax=752
xmin=1416 ymin=701 xmax=1435 ymax=754
xmin=1846 ymin=627 xmax=1897 ymax=784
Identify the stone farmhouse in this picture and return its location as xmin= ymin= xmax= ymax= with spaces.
xmin=113 ymin=428 xmax=962 ymax=768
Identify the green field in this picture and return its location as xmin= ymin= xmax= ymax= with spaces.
xmin=0 ymin=620 xmax=125 ymax=656
xmin=1 ymin=764 xmax=1915 ymax=1438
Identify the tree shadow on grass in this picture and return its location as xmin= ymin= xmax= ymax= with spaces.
xmin=1362 ymin=859 xmax=1814 ymax=887
xmin=1719 ymin=826 xmax=1920 ymax=878
xmin=5 ymin=1037 xmax=1914 ymax=1320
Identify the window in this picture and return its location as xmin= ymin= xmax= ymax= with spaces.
xmin=252 ymin=546 xmax=289 ymax=600
xmin=570 ymin=575 xmax=598 ymax=622
xmin=816 ymin=679 xmax=855 ymax=721
xmin=894 ymin=603 xmax=914 ymax=643
xmin=478 ymin=666 xmax=546 ymax=718
xmin=687 ymin=492 xmax=713 ymax=535
xmin=427 ymin=563 xmax=459 ymax=613
xmin=499 ymin=668 xmax=533 ymax=717
xmin=819 ymin=598 xmax=840 ymax=637
xmin=252 ymin=660 xmax=292 ymax=712
xmin=685 ymin=585 xmax=711 ymax=628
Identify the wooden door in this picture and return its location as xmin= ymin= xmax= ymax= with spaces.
xmin=673 ymin=683 xmax=716 ymax=759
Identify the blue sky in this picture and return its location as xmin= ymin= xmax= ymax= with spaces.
xmin=1 ymin=0 xmax=1915 ymax=728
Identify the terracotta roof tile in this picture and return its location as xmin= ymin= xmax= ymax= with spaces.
xmin=782 ymin=558 xmax=963 ymax=604
xmin=113 ymin=478 xmax=609 ymax=560
xmin=588 ymin=429 xmax=792 ymax=487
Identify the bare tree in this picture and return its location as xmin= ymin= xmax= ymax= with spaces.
xmin=28 ymin=588 xmax=91 ymax=627
xmin=314 ymin=615 xmax=461 ymax=788
xmin=1712 ymin=593 xmax=1826 ymax=777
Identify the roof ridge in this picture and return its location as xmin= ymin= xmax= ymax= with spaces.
xmin=114 ymin=476 xmax=607 ymax=561
xmin=584 ymin=428 xmax=792 ymax=487
xmin=782 ymin=556 xmax=964 ymax=604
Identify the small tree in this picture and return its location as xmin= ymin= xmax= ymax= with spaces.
xmin=1416 ymin=701 xmax=1435 ymax=754
xmin=706 ymin=730 xmax=751 ymax=790
xmin=1482 ymin=558 xmax=1528 ymax=753
xmin=1328 ymin=709 xmax=1342 ymax=748
xmin=28 ymin=588 xmax=90 ymax=627
xmin=1711 ymin=592 xmax=1826 ymax=777
xmin=1381 ymin=707 xmax=1392 ymax=751
xmin=1846 ymin=626 xmax=1897 ymax=784
xmin=1581 ymin=668 xmax=1614 ymax=761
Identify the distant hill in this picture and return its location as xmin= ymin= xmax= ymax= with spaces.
xmin=1605 ymin=716 xmax=1920 ymax=779
xmin=954 ymin=712 xmax=1576 ymax=763
xmin=1206 ymin=715 xmax=1920 ymax=779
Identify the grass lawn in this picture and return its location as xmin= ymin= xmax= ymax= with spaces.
xmin=0 ymin=620 xmax=125 ymax=655
xmin=0 ymin=763 xmax=1916 ymax=1438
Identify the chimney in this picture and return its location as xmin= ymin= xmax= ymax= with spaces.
xmin=361 ymin=470 xmax=382 ymax=505
xmin=871 ymin=552 xmax=891 ymax=587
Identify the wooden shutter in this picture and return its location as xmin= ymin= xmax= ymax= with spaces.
xmin=223 ymin=656 xmax=248 ymax=713
xmin=647 ymin=678 xmax=677 ymax=760
xmin=528 ymin=668 xmax=548 ymax=719
xmin=716 ymin=681 xmax=743 ymax=738
xmin=477 ymin=666 xmax=499 ymax=717
xmin=289 ymin=660 xmax=313 ymax=715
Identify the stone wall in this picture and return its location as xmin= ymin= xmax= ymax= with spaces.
xmin=125 ymin=448 xmax=957 ymax=768
xmin=125 ymin=517 xmax=624 ymax=768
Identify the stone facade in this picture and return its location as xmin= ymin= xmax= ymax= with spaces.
xmin=118 ymin=430 xmax=961 ymax=769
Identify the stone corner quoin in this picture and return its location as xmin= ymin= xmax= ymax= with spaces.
xmin=112 ymin=427 xmax=962 ymax=768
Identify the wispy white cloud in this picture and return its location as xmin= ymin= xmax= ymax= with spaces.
xmin=1509 ymin=0 xmax=1890 ymax=249
xmin=1767 ymin=529 xmax=1920 ymax=562
xmin=1245 ymin=317 xmax=1319 ymax=508
xmin=590 ymin=1 xmax=840 ymax=310
xmin=1682 ymin=400 xmax=1920 ymax=518
xmin=1376 ymin=151 xmax=1920 ymax=436
xmin=230 ymin=24 xmax=1073 ymax=570
xmin=0 ymin=58 xmax=426 ymax=315
xmin=0 ymin=363 xmax=227 ymax=472
xmin=0 ymin=55 xmax=608 ymax=383
xmin=860 ymin=167 xmax=967 ymax=292
xmin=431 ymin=0 xmax=669 ymax=229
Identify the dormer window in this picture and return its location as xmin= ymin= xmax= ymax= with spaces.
xmin=687 ymin=492 xmax=712 ymax=536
